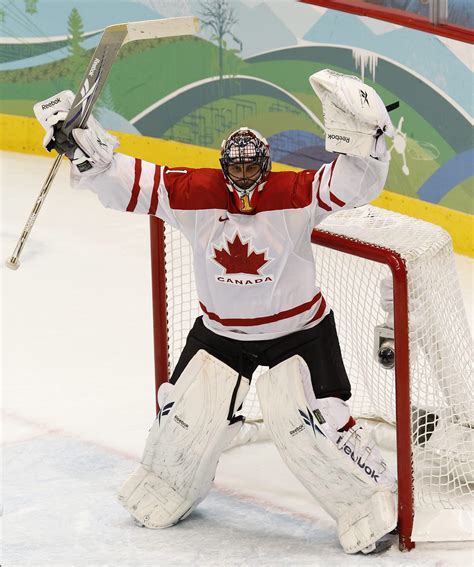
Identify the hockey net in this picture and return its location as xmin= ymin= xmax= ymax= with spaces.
xmin=149 ymin=205 xmax=473 ymax=550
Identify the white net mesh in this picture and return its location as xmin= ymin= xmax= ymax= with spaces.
xmin=159 ymin=205 xmax=473 ymax=539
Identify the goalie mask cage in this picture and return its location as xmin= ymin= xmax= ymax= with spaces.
xmin=149 ymin=205 xmax=473 ymax=551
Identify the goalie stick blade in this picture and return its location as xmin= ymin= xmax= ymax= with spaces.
xmin=123 ymin=16 xmax=199 ymax=44
xmin=64 ymin=16 xmax=199 ymax=134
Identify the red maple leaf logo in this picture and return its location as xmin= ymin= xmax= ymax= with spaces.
xmin=213 ymin=233 xmax=268 ymax=275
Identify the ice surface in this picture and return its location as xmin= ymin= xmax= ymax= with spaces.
xmin=2 ymin=151 xmax=473 ymax=566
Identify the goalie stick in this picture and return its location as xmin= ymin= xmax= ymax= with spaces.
xmin=6 ymin=16 xmax=199 ymax=270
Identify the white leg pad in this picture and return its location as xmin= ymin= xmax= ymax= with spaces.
xmin=118 ymin=350 xmax=249 ymax=528
xmin=256 ymin=355 xmax=397 ymax=554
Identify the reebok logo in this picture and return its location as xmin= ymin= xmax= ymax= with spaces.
xmin=89 ymin=58 xmax=101 ymax=77
xmin=174 ymin=415 xmax=189 ymax=429
xmin=96 ymin=137 xmax=107 ymax=148
xmin=340 ymin=442 xmax=380 ymax=482
xmin=42 ymin=98 xmax=61 ymax=110
xmin=157 ymin=401 xmax=174 ymax=424
xmin=299 ymin=408 xmax=324 ymax=437
xmin=359 ymin=89 xmax=370 ymax=107
xmin=328 ymin=134 xmax=350 ymax=144
xmin=290 ymin=424 xmax=304 ymax=436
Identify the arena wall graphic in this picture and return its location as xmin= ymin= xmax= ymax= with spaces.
xmin=0 ymin=0 xmax=472 ymax=253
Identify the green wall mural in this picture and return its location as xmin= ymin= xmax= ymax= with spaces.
xmin=0 ymin=0 xmax=472 ymax=215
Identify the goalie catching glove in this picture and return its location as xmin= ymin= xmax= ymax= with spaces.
xmin=310 ymin=69 xmax=394 ymax=159
xmin=33 ymin=90 xmax=118 ymax=175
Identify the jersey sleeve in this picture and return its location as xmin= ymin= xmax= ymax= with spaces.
xmin=310 ymin=154 xmax=390 ymax=226
xmin=70 ymin=152 xmax=190 ymax=230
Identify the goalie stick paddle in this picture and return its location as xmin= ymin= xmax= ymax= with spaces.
xmin=6 ymin=16 xmax=199 ymax=270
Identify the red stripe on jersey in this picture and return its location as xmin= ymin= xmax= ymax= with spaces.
xmin=148 ymin=165 xmax=161 ymax=215
xmin=200 ymin=292 xmax=322 ymax=327
xmin=329 ymin=192 xmax=346 ymax=207
xmin=126 ymin=158 xmax=142 ymax=212
xmin=316 ymin=167 xmax=332 ymax=212
xmin=307 ymin=295 xmax=327 ymax=323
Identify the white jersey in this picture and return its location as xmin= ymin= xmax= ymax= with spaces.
xmin=72 ymin=153 xmax=389 ymax=340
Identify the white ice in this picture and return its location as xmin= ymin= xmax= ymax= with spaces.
xmin=2 ymin=151 xmax=473 ymax=566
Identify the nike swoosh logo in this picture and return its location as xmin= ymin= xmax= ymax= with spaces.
xmin=219 ymin=216 xmax=229 ymax=222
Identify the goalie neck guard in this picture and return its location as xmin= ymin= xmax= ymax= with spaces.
xmin=220 ymin=127 xmax=271 ymax=213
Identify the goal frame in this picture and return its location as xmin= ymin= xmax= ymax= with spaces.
xmin=148 ymin=214 xmax=415 ymax=551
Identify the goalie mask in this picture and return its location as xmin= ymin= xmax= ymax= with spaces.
xmin=220 ymin=127 xmax=271 ymax=212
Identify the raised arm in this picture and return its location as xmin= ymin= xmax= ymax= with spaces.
xmin=311 ymin=153 xmax=389 ymax=217
xmin=34 ymin=90 xmax=181 ymax=229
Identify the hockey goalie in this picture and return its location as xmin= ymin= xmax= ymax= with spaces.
xmin=35 ymin=69 xmax=398 ymax=554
